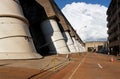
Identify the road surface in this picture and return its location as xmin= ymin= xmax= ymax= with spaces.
xmin=47 ymin=53 xmax=120 ymax=79
xmin=0 ymin=53 xmax=120 ymax=79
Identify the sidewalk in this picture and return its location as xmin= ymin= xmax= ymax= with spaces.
xmin=0 ymin=55 xmax=69 ymax=79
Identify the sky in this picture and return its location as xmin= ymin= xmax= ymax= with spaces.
xmin=55 ymin=0 xmax=111 ymax=9
xmin=55 ymin=0 xmax=111 ymax=42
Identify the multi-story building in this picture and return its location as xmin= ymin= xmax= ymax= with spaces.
xmin=107 ymin=0 xmax=120 ymax=55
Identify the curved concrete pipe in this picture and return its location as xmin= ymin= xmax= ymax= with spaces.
xmin=64 ymin=32 xmax=76 ymax=52
xmin=72 ymin=37 xmax=80 ymax=52
xmin=77 ymin=43 xmax=82 ymax=52
xmin=76 ymin=41 xmax=81 ymax=52
xmin=40 ymin=19 xmax=69 ymax=54
xmin=0 ymin=0 xmax=42 ymax=59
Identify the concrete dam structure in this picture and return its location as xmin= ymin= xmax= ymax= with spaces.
xmin=0 ymin=0 xmax=42 ymax=59
xmin=0 ymin=0 xmax=85 ymax=59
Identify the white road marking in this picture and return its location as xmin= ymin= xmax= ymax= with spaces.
xmin=68 ymin=53 xmax=88 ymax=79
xmin=98 ymin=63 xmax=103 ymax=69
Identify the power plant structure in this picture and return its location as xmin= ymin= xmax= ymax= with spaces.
xmin=0 ymin=0 xmax=85 ymax=59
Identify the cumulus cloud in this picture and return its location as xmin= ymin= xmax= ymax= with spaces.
xmin=62 ymin=2 xmax=108 ymax=42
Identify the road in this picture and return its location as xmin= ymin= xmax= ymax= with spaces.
xmin=47 ymin=53 xmax=120 ymax=79
xmin=0 ymin=53 xmax=120 ymax=79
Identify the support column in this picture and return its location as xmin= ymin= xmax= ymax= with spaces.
xmin=76 ymin=41 xmax=81 ymax=52
xmin=72 ymin=37 xmax=79 ymax=52
xmin=63 ymin=32 xmax=76 ymax=52
xmin=79 ymin=43 xmax=85 ymax=52
xmin=40 ymin=19 xmax=69 ymax=54
xmin=78 ymin=43 xmax=82 ymax=52
xmin=82 ymin=46 xmax=85 ymax=52
xmin=0 ymin=0 xmax=42 ymax=59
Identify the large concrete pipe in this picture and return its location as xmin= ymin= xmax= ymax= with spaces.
xmin=76 ymin=41 xmax=81 ymax=52
xmin=81 ymin=46 xmax=85 ymax=52
xmin=64 ymin=32 xmax=76 ymax=52
xmin=0 ymin=0 xmax=42 ymax=59
xmin=40 ymin=19 xmax=69 ymax=54
xmin=83 ymin=47 xmax=86 ymax=52
xmin=71 ymin=37 xmax=76 ymax=52
xmin=78 ymin=43 xmax=83 ymax=52
xmin=72 ymin=37 xmax=80 ymax=52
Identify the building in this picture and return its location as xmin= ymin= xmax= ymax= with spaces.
xmin=107 ymin=0 xmax=120 ymax=55
xmin=0 ymin=0 xmax=85 ymax=59
xmin=85 ymin=41 xmax=108 ymax=53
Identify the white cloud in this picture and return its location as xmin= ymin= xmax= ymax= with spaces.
xmin=62 ymin=2 xmax=108 ymax=42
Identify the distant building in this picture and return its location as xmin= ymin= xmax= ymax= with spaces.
xmin=85 ymin=41 xmax=108 ymax=54
xmin=107 ymin=0 xmax=120 ymax=55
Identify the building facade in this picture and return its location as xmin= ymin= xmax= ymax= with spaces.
xmin=85 ymin=41 xmax=108 ymax=53
xmin=107 ymin=0 xmax=120 ymax=55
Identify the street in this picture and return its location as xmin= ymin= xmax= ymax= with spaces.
xmin=47 ymin=53 xmax=120 ymax=79
xmin=0 ymin=53 xmax=120 ymax=79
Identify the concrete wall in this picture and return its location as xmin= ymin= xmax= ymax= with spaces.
xmin=0 ymin=0 xmax=42 ymax=59
xmin=85 ymin=41 xmax=108 ymax=53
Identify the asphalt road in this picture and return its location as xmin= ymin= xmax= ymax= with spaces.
xmin=48 ymin=53 xmax=120 ymax=79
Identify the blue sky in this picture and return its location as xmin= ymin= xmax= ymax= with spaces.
xmin=55 ymin=0 xmax=111 ymax=9
xmin=55 ymin=0 xmax=110 ymax=41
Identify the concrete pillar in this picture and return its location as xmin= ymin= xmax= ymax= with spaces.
xmin=40 ymin=19 xmax=69 ymax=54
xmin=79 ymin=43 xmax=85 ymax=52
xmin=76 ymin=41 xmax=81 ymax=52
xmin=0 ymin=0 xmax=42 ymax=59
xmin=72 ymin=37 xmax=79 ymax=52
xmin=63 ymin=32 xmax=76 ymax=52
xmin=82 ymin=46 xmax=85 ymax=52
xmin=81 ymin=45 xmax=85 ymax=52
xmin=77 ymin=42 xmax=81 ymax=52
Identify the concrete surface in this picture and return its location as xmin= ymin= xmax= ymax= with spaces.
xmin=0 ymin=55 xmax=69 ymax=79
xmin=0 ymin=53 xmax=120 ymax=79
xmin=47 ymin=53 xmax=120 ymax=79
